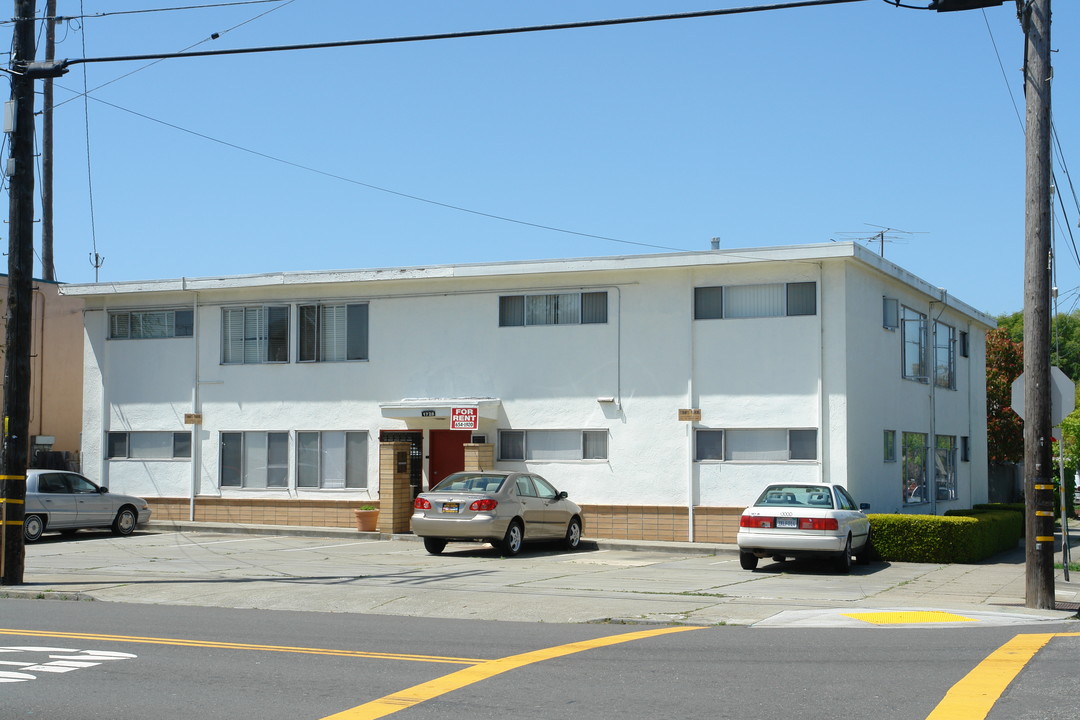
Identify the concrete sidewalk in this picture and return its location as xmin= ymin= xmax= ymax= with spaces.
xmin=3 ymin=521 xmax=1079 ymax=628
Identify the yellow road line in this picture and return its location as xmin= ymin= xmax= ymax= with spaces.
xmin=927 ymin=632 xmax=1080 ymax=720
xmin=322 ymin=625 xmax=705 ymax=720
xmin=0 ymin=629 xmax=482 ymax=665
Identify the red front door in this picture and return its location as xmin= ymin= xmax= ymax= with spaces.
xmin=428 ymin=430 xmax=471 ymax=487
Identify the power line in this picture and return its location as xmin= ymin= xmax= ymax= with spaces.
xmin=42 ymin=0 xmax=871 ymax=71
xmin=0 ymin=0 xmax=287 ymax=25
xmin=66 ymin=89 xmax=688 ymax=253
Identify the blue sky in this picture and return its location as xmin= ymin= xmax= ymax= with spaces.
xmin=14 ymin=0 xmax=1079 ymax=317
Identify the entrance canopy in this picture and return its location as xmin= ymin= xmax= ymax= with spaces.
xmin=379 ymin=397 xmax=501 ymax=420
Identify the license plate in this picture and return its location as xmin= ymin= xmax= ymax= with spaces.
xmin=441 ymin=502 xmax=460 ymax=514
xmin=775 ymin=517 xmax=798 ymax=528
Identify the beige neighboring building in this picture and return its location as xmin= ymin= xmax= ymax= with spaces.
xmin=0 ymin=276 xmax=84 ymax=467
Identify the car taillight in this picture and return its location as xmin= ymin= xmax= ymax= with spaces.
xmin=799 ymin=518 xmax=839 ymax=531
xmin=740 ymin=516 xmax=773 ymax=529
xmin=469 ymin=499 xmax=498 ymax=512
xmin=414 ymin=498 xmax=431 ymax=510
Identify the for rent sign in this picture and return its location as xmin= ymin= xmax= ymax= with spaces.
xmin=451 ymin=407 xmax=478 ymax=430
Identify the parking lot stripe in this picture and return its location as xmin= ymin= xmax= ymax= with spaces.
xmin=0 ymin=629 xmax=482 ymax=665
xmin=321 ymin=626 xmax=705 ymax=720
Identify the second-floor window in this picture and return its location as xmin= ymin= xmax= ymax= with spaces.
xmin=499 ymin=292 xmax=608 ymax=327
xmin=110 ymin=309 xmax=193 ymax=339
xmin=934 ymin=321 xmax=956 ymax=389
xmin=298 ymin=303 xmax=369 ymax=362
xmin=901 ymin=306 xmax=927 ymax=381
xmin=694 ymin=282 xmax=816 ymax=320
xmin=222 ymin=306 xmax=289 ymax=364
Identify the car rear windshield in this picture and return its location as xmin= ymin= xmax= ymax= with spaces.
xmin=753 ymin=486 xmax=834 ymax=509
xmin=430 ymin=474 xmax=505 ymax=493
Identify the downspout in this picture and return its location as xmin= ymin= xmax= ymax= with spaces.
xmin=928 ymin=291 xmax=947 ymax=516
xmin=687 ymin=284 xmax=695 ymax=542
xmin=188 ymin=282 xmax=200 ymax=522
xmin=817 ymin=265 xmax=825 ymax=484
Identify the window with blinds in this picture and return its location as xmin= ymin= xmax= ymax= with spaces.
xmin=222 ymin=306 xmax=289 ymax=364
xmin=499 ymin=291 xmax=608 ymax=327
xmin=298 ymin=303 xmax=369 ymax=362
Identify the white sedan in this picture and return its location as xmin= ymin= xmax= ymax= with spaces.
xmin=736 ymin=483 xmax=871 ymax=573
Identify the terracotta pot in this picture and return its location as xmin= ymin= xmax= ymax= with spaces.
xmin=354 ymin=509 xmax=379 ymax=532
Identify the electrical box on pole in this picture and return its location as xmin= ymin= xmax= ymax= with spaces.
xmin=928 ymin=0 xmax=1003 ymax=11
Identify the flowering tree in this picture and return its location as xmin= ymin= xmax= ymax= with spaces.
xmin=986 ymin=327 xmax=1024 ymax=464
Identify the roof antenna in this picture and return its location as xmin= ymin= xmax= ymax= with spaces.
xmin=89 ymin=252 xmax=105 ymax=282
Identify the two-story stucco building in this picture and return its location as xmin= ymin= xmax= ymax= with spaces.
xmin=60 ymin=242 xmax=993 ymax=542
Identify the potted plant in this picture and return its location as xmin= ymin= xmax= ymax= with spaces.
xmin=354 ymin=504 xmax=379 ymax=532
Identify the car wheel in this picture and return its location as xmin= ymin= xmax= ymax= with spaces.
xmin=423 ymin=537 xmax=447 ymax=555
xmin=739 ymin=551 xmax=758 ymax=570
xmin=834 ymin=536 xmax=852 ymax=574
xmin=500 ymin=520 xmax=524 ymax=557
xmin=23 ymin=514 xmax=44 ymax=543
xmin=564 ymin=517 xmax=582 ymax=550
xmin=855 ymin=531 xmax=873 ymax=566
xmin=111 ymin=506 xmax=137 ymax=536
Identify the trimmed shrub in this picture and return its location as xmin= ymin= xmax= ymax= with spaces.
xmin=868 ymin=510 xmax=1022 ymax=563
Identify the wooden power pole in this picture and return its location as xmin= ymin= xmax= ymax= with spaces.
xmin=41 ymin=0 xmax=55 ymax=282
xmin=1021 ymin=0 xmax=1055 ymax=610
xmin=0 ymin=0 xmax=37 ymax=586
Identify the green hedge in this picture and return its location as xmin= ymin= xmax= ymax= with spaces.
xmin=867 ymin=510 xmax=1022 ymax=563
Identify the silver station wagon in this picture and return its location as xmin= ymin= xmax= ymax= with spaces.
xmin=411 ymin=471 xmax=583 ymax=556
xmin=23 ymin=469 xmax=152 ymax=542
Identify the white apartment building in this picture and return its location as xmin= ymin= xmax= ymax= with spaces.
xmin=61 ymin=242 xmax=993 ymax=543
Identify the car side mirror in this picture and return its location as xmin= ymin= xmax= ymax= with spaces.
xmin=859 ymin=502 xmax=870 ymax=510
xmin=99 ymin=487 xmax=110 ymax=494
xmin=558 ymin=491 xmax=568 ymax=499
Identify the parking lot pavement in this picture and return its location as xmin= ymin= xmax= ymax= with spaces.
xmin=3 ymin=523 xmax=1078 ymax=628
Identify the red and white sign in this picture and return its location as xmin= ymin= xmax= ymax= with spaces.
xmin=451 ymin=407 xmax=478 ymax=430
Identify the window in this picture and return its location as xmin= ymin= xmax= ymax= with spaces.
xmin=220 ymin=431 xmax=288 ymax=488
xmin=695 ymin=428 xmax=818 ymax=461
xmin=222 ymin=306 xmax=289 ymax=364
xmin=695 ymin=430 xmax=724 ymax=460
xmin=883 ymin=429 xmax=897 ymax=463
xmin=109 ymin=309 xmax=193 ymax=339
xmin=298 ymin=303 xmax=369 ymax=362
xmin=498 ymin=292 xmax=607 ymax=327
xmin=107 ymin=431 xmax=191 ymax=459
xmin=883 ymin=297 xmax=899 ymax=330
xmin=961 ymin=435 xmax=970 ymax=462
xmin=959 ymin=331 xmax=970 ymax=358
xmin=693 ymin=282 xmax=816 ymax=320
xmin=901 ymin=306 xmax=927 ymax=381
xmin=902 ymin=431 xmax=928 ymax=504
xmin=935 ymin=435 xmax=957 ymax=501
xmin=694 ymin=286 xmax=723 ymax=320
xmin=934 ymin=321 xmax=956 ymax=389
xmin=498 ymin=430 xmax=609 ymax=460
xmin=297 ymin=431 xmax=368 ymax=488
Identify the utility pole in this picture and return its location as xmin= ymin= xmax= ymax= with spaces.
xmin=41 ymin=0 xmax=56 ymax=281
xmin=1021 ymin=0 xmax=1055 ymax=610
xmin=1 ymin=0 xmax=37 ymax=586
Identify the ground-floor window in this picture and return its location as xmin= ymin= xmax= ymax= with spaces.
xmin=498 ymin=429 xmax=608 ymax=461
xmin=220 ymin=431 xmax=288 ymax=488
xmin=108 ymin=431 xmax=191 ymax=459
xmin=935 ymin=435 xmax=957 ymax=501
xmin=297 ymin=431 xmax=368 ymax=488
xmin=694 ymin=428 xmax=818 ymax=461
xmin=902 ymin=431 xmax=929 ymax=504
